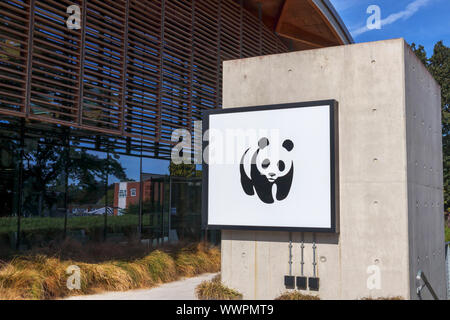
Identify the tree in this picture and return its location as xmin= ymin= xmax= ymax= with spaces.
xmin=0 ymin=137 xmax=19 ymax=217
xmin=21 ymin=138 xmax=128 ymax=216
xmin=410 ymin=43 xmax=427 ymax=65
xmin=411 ymin=41 xmax=450 ymax=214
xmin=169 ymin=162 xmax=201 ymax=177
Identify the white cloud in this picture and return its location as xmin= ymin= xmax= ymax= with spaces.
xmin=351 ymin=0 xmax=431 ymax=37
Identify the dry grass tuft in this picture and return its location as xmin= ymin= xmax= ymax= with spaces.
xmin=78 ymin=263 xmax=134 ymax=293
xmin=0 ymin=242 xmax=220 ymax=300
xmin=195 ymin=274 xmax=242 ymax=300
xmin=360 ymin=296 xmax=404 ymax=300
xmin=275 ymin=291 xmax=320 ymax=300
xmin=113 ymin=261 xmax=153 ymax=288
xmin=0 ymin=255 xmax=70 ymax=299
xmin=175 ymin=243 xmax=220 ymax=277
xmin=136 ymin=250 xmax=177 ymax=283
xmin=0 ymin=265 xmax=44 ymax=299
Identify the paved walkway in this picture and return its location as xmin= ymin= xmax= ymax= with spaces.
xmin=65 ymin=273 xmax=218 ymax=300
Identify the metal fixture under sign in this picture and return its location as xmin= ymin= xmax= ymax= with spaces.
xmin=284 ymin=232 xmax=295 ymax=289
xmin=309 ymin=233 xmax=320 ymax=291
xmin=296 ymin=233 xmax=307 ymax=290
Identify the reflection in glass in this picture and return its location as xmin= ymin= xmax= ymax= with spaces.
xmin=0 ymin=121 xmax=216 ymax=252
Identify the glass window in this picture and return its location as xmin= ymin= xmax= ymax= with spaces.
xmin=0 ymin=123 xmax=20 ymax=253
xmin=107 ymin=154 xmax=139 ymax=242
xmin=66 ymin=146 xmax=109 ymax=243
xmin=119 ymin=190 xmax=127 ymax=198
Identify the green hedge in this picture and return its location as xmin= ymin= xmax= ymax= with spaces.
xmin=0 ymin=215 xmax=142 ymax=248
xmin=0 ymin=215 xmax=139 ymax=235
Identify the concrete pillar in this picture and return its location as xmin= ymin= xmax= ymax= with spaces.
xmin=220 ymin=39 xmax=446 ymax=300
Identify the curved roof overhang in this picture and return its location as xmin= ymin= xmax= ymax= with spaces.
xmin=240 ymin=0 xmax=353 ymax=51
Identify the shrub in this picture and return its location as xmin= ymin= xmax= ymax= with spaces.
xmin=0 ymin=242 xmax=220 ymax=300
xmin=0 ymin=255 xmax=69 ymax=299
xmin=136 ymin=250 xmax=177 ymax=283
xmin=195 ymin=274 xmax=242 ymax=300
xmin=175 ymin=243 xmax=220 ymax=277
xmin=0 ymin=265 xmax=44 ymax=299
xmin=275 ymin=291 xmax=320 ymax=300
xmin=78 ymin=263 xmax=134 ymax=293
xmin=113 ymin=261 xmax=153 ymax=288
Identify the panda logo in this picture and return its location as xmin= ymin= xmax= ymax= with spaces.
xmin=239 ymin=137 xmax=294 ymax=204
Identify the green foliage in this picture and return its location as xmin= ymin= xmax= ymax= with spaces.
xmin=169 ymin=162 xmax=201 ymax=177
xmin=446 ymin=226 xmax=449 ymax=242
xmin=410 ymin=43 xmax=428 ymax=66
xmin=0 ymin=215 xmax=139 ymax=235
xmin=411 ymin=41 xmax=450 ymax=213
xmin=95 ymin=187 xmax=116 ymax=206
xmin=0 ymin=138 xmax=18 ymax=216
xmin=1 ymin=137 xmax=129 ymax=217
xmin=122 ymin=200 xmax=163 ymax=216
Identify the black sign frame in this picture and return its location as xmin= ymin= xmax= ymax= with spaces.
xmin=202 ymin=100 xmax=339 ymax=233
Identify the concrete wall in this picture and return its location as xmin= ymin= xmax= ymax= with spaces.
xmin=403 ymin=42 xmax=447 ymax=299
xmin=220 ymin=39 xmax=446 ymax=299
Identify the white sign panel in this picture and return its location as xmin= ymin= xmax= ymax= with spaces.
xmin=202 ymin=100 xmax=338 ymax=232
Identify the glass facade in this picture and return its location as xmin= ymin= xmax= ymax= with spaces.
xmin=0 ymin=120 xmax=217 ymax=253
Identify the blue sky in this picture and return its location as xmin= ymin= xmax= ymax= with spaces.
xmin=330 ymin=0 xmax=449 ymax=56
xmin=120 ymin=155 xmax=169 ymax=181
xmin=83 ymin=150 xmax=169 ymax=183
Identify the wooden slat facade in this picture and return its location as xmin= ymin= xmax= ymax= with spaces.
xmin=0 ymin=0 xmax=288 ymax=159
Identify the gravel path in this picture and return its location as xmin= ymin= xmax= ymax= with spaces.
xmin=65 ymin=273 xmax=218 ymax=300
